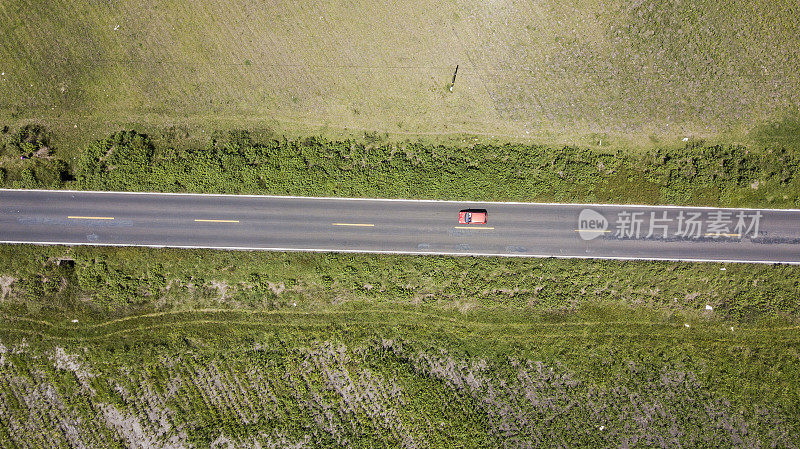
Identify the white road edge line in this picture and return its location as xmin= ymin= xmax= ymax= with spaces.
xmin=0 ymin=240 xmax=797 ymax=265
xmin=68 ymin=216 xmax=115 ymax=220
xmin=4 ymin=188 xmax=800 ymax=212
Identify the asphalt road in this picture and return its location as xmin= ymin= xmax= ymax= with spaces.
xmin=2 ymin=189 xmax=799 ymax=264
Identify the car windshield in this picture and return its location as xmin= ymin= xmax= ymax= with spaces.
xmin=465 ymin=212 xmax=471 ymax=223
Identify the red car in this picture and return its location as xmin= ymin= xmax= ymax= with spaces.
xmin=458 ymin=209 xmax=487 ymax=224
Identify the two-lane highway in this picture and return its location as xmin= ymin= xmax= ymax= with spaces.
xmin=2 ymin=189 xmax=799 ymax=264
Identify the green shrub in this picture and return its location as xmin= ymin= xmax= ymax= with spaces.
xmin=2 ymin=124 xmax=50 ymax=157
xmin=65 ymin=130 xmax=800 ymax=208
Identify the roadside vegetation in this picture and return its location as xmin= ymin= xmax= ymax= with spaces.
xmin=1 ymin=244 xmax=799 ymax=447
xmin=0 ymin=245 xmax=800 ymax=322
xmin=2 ymin=126 xmax=800 ymax=208
xmin=4 ymin=244 xmax=800 ymax=321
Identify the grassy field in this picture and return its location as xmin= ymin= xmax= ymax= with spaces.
xmin=1 ymin=244 xmax=799 ymax=446
xmin=2 ymin=0 xmax=799 ymax=153
xmin=1 ymin=309 xmax=799 ymax=447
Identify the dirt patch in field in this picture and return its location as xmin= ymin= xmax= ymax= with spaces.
xmin=0 ymin=276 xmax=16 ymax=301
xmin=208 ymin=281 xmax=229 ymax=300
xmin=267 ymin=282 xmax=285 ymax=295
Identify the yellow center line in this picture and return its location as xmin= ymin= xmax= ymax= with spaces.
xmin=194 ymin=219 xmax=240 ymax=223
xmin=705 ymin=232 xmax=741 ymax=237
xmin=454 ymin=226 xmax=494 ymax=230
xmin=332 ymin=223 xmax=375 ymax=227
xmin=574 ymin=229 xmax=611 ymax=233
xmin=68 ymin=216 xmax=114 ymax=220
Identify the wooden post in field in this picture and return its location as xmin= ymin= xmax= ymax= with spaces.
xmin=449 ymin=65 xmax=458 ymax=92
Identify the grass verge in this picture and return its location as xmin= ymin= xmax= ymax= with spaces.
xmin=4 ymin=244 xmax=800 ymax=322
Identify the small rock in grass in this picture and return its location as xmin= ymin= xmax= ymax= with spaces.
xmin=71 ymin=319 xmax=78 ymax=323
xmin=684 ymin=323 xmax=690 ymax=328
xmin=705 ymin=304 xmax=713 ymax=311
